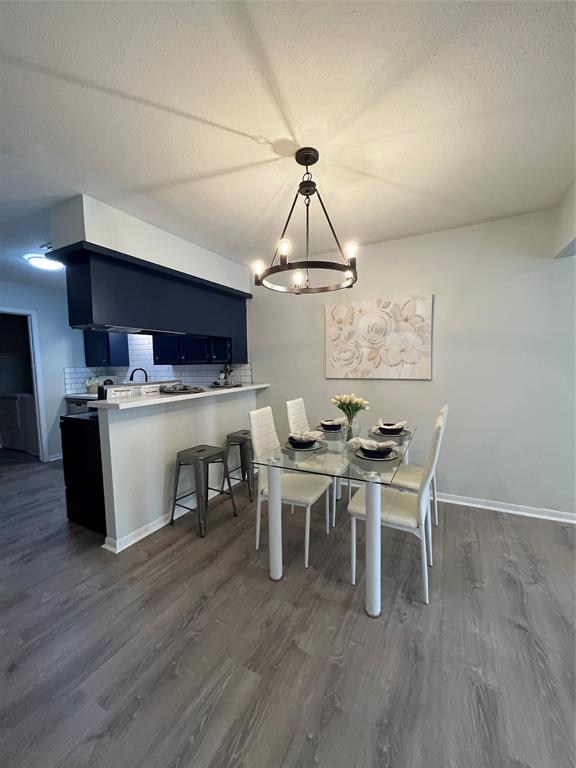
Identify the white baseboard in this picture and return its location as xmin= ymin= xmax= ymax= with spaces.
xmin=102 ymin=479 xmax=242 ymax=554
xmin=437 ymin=492 xmax=575 ymax=525
xmin=103 ymin=514 xmax=171 ymax=553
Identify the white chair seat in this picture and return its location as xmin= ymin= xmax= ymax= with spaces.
xmin=260 ymin=472 xmax=331 ymax=505
xmin=348 ymin=485 xmax=419 ymax=529
xmin=393 ymin=463 xmax=423 ymax=492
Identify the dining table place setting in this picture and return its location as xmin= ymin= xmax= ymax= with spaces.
xmin=372 ymin=419 xmax=409 ymax=436
xmin=348 ymin=436 xmax=399 ymax=462
xmin=285 ymin=429 xmax=326 ymax=452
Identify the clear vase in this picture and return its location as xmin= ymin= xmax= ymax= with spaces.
xmin=346 ymin=417 xmax=357 ymax=441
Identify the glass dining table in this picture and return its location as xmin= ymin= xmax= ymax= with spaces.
xmin=252 ymin=417 xmax=417 ymax=618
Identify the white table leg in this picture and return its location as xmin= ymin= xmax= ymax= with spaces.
xmin=365 ymin=480 xmax=381 ymax=618
xmin=267 ymin=464 xmax=283 ymax=581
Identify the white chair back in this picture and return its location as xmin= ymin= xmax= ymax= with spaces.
xmin=417 ymin=414 xmax=446 ymax=521
xmin=249 ymin=406 xmax=280 ymax=459
xmin=286 ymin=398 xmax=310 ymax=434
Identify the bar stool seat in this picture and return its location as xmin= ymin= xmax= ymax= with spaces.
xmin=221 ymin=429 xmax=254 ymax=501
xmin=170 ymin=443 xmax=237 ymax=537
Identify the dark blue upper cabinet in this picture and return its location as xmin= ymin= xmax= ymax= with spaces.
xmin=154 ymin=335 xmax=234 ymax=365
xmin=84 ymin=331 xmax=129 ymax=367
xmin=209 ymin=337 xmax=231 ymax=364
xmin=58 ymin=243 xmax=250 ymax=365
xmin=152 ymin=335 xmax=180 ymax=365
xmin=179 ymin=336 xmax=209 ymax=363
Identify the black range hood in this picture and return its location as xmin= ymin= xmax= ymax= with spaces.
xmin=52 ymin=241 xmax=250 ymax=361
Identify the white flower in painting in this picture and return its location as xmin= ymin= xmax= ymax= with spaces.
xmin=358 ymin=310 xmax=392 ymax=348
xmin=330 ymin=340 xmax=363 ymax=373
xmin=380 ymin=330 xmax=423 ymax=367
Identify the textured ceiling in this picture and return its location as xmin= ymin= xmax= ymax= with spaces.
xmin=0 ymin=0 xmax=574 ymax=284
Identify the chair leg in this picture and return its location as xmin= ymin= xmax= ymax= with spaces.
xmin=194 ymin=463 xmax=207 ymax=538
xmin=220 ymin=438 xmax=231 ymax=493
xmin=419 ymin=529 xmax=429 ymax=604
xmin=170 ymin=461 xmax=181 ymax=524
xmin=350 ymin=515 xmax=357 ymax=585
xmin=290 ymin=504 xmax=294 ymax=515
xmin=426 ymin=509 xmax=433 ymax=566
xmin=248 ymin=454 xmax=255 ymax=502
xmin=255 ymin=494 xmax=262 ymax=550
xmin=432 ymin=474 xmax=439 ymax=527
xmin=348 ymin=478 xmax=352 ymax=502
xmin=304 ymin=505 xmax=311 ymax=568
xmin=243 ymin=442 xmax=255 ymax=502
xmin=223 ymin=457 xmax=238 ymax=518
xmin=325 ymin=489 xmax=330 ymax=534
xmin=336 ymin=477 xmax=343 ymax=500
xmin=331 ymin=479 xmax=337 ymax=528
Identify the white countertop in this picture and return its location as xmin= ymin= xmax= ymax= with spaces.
xmin=65 ymin=393 xmax=99 ymax=400
xmin=88 ymin=383 xmax=269 ymax=410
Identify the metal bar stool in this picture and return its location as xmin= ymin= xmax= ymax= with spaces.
xmin=170 ymin=444 xmax=237 ymax=537
xmin=220 ymin=429 xmax=254 ymax=501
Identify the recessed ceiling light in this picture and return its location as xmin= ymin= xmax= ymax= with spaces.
xmin=23 ymin=253 xmax=65 ymax=271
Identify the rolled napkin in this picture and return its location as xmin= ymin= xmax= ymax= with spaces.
xmin=289 ymin=430 xmax=324 ymax=441
xmin=377 ymin=419 xmax=407 ymax=429
xmin=320 ymin=417 xmax=347 ymax=426
xmin=348 ymin=437 xmax=396 ymax=451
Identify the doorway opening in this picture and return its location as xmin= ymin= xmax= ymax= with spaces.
xmin=0 ymin=312 xmax=41 ymax=466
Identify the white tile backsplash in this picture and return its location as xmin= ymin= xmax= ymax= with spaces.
xmin=64 ymin=334 xmax=253 ymax=394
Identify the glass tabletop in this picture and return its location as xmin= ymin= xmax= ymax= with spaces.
xmin=252 ymin=416 xmax=417 ymax=487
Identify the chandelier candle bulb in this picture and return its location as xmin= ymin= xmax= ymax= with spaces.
xmin=253 ymin=260 xmax=265 ymax=285
xmin=344 ymin=241 xmax=359 ymax=260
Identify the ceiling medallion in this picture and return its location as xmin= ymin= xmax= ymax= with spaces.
xmin=253 ymin=147 xmax=358 ymax=294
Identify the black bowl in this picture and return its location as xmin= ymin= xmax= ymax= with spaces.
xmin=321 ymin=421 xmax=342 ymax=431
xmin=288 ymin=437 xmax=316 ymax=449
xmin=360 ymin=445 xmax=393 ymax=458
xmin=377 ymin=423 xmax=404 ymax=435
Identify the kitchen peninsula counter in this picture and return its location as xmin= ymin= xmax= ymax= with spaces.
xmin=89 ymin=383 xmax=269 ymax=410
xmin=94 ymin=383 xmax=269 ymax=553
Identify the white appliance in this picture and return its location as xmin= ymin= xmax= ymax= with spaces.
xmin=0 ymin=393 xmax=39 ymax=456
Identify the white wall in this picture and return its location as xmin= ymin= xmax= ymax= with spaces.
xmin=551 ymin=182 xmax=576 ymax=259
xmin=248 ymin=210 xmax=575 ymax=515
xmin=50 ymin=195 xmax=252 ymax=294
xmin=0 ymin=281 xmax=85 ymax=458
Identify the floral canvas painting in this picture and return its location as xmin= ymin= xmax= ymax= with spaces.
xmin=325 ymin=295 xmax=433 ymax=379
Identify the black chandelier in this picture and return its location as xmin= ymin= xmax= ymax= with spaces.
xmin=254 ymin=147 xmax=358 ymax=294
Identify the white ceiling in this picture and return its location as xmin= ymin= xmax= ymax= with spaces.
xmin=0 ymin=0 xmax=574 ymax=285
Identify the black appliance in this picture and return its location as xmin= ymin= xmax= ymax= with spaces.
xmin=59 ymin=412 xmax=106 ymax=536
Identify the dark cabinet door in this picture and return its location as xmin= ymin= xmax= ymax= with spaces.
xmin=179 ymin=336 xmax=209 ymax=363
xmin=209 ymin=337 xmax=231 ymax=364
xmin=108 ymin=333 xmax=130 ymax=366
xmin=152 ymin=335 xmax=180 ymax=364
xmin=84 ymin=330 xmax=129 ymax=367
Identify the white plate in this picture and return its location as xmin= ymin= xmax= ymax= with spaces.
xmin=354 ymin=447 xmax=399 ymax=462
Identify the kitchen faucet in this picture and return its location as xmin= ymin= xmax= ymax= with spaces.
xmin=128 ymin=368 xmax=149 ymax=382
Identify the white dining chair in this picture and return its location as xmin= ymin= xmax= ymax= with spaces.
xmin=286 ymin=397 xmax=341 ymax=528
xmin=250 ymin=406 xmax=331 ymax=568
xmin=394 ymin=404 xmax=449 ymax=526
xmin=347 ymin=413 xmax=446 ymax=604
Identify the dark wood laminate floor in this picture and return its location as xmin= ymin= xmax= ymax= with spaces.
xmin=0 ymin=460 xmax=574 ymax=768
